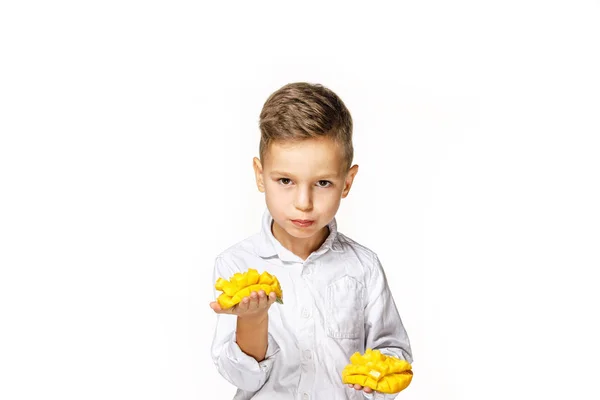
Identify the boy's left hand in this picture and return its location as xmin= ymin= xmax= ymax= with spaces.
xmin=209 ymin=290 xmax=277 ymax=319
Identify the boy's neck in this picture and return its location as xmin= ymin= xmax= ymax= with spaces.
xmin=271 ymin=221 xmax=329 ymax=261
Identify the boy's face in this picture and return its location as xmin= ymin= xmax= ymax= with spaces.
xmin=253 ymin=137 xmax=358 ymax=241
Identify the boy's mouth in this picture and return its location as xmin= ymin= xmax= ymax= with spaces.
xmin=291 ymin=219 xmax=314 ymax=227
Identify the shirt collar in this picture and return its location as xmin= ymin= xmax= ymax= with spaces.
xmin=256 ymin=208 xmax=343 ymax=262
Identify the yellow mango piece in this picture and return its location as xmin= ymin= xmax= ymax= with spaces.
xmin=246 ymin=269 xmax=260 ymax=285
xmin=214 ymin=268 xmax=284 ymax=309
xmin=214 ymin=277 xmax=227 ymax=291
xmin=232 ymin=272 xmax=247 ymax=288
xmin=236 ymin=287 xmax=252 ymax=299
xmin=341 ymin=349 xmax=413 ymax=394
xmin=215 ymin=278 xmax=237 ymax=296
xmin=258 ymin=271 xmax=274 ymax=284
xmin=217 ymin=293 xmax=237 ymax=309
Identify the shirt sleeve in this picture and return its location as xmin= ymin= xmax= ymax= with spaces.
xmin=210 ymin=255 xmax=280 ymax=392
xmin=362 ymin=253 xmax=414 ymax=399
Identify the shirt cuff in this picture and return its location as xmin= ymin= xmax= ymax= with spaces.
xmin=226 ymin=332 xmax=279 ymax=373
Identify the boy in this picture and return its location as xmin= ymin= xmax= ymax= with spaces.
xmin=210 ymin=82 xmax=413 ymax=399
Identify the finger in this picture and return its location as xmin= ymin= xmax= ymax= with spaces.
xmin=236 ymin=297 xmax=250 ymax=313
xmin=209 ymin=301 xmax=221 ymax=312
xmin=256 ymin=290 xmax=267 ymax=308
xmin=347 ymin=384 xmax=354 ymax=388
xmin=249 ymin=291 xmax=259 ymax=310
xmin=363 ymin=386 xmax=374 ymax=393
xmin=353 ymin=384 xmax=363 ymax=390
xmin=209 ymin=301 xmax=232 ymax=314
xmin=267 ymin=291 xmax=277 ymax=305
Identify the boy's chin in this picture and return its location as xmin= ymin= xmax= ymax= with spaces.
xmin=286 ymin=223 xmax=324 ymax=238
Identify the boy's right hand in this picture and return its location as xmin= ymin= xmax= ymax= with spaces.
xmin=209 ymin=290 xmax=277 ymax=319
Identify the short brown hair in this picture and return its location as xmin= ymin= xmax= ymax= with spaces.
xmin=259 ymin=82 xmax=353 ymax=171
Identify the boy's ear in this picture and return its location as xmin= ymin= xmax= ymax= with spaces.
xmin=341 ymin=164 xmax=359 ymax=198
xmin=253 ymin=157 xmax=265 ymax=193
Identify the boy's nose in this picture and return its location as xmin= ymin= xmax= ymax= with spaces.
xmin=293 ymin=188 xmax=313 ymax=211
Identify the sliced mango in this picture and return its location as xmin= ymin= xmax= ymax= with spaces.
xmin=215 ymin=268 xmax=283 ymax=309
xmin=342 ymin=349 xmax=412 ymax=394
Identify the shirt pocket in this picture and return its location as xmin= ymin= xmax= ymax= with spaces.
xmin=326 ymin=275 xmax=365 ymax=339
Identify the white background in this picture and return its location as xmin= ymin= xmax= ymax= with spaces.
xmin=1 ymin=1 xmax=599 ymax=399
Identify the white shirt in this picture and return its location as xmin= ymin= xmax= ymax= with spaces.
xmin=211 ymin=210 xmax=413 ymax=400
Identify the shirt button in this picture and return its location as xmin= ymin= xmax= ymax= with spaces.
xmin=303 ymin=393 xmax=309 ymax=400
xmin=303 ymin=350 xmax=312 ymax=360
xmin=301 ymin=308 xmax=310 ymax=318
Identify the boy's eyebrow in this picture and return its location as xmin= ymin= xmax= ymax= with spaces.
xmin=270 ymin=171 xmax=294 ymax=177
xmin=269 ymin=171 xmax=340 ymax=179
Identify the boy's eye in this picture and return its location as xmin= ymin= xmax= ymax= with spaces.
xmin=317 ymin=180 xmax=332 ymax=188
xmin=278 ymin=178 xmax=292 ymax=185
